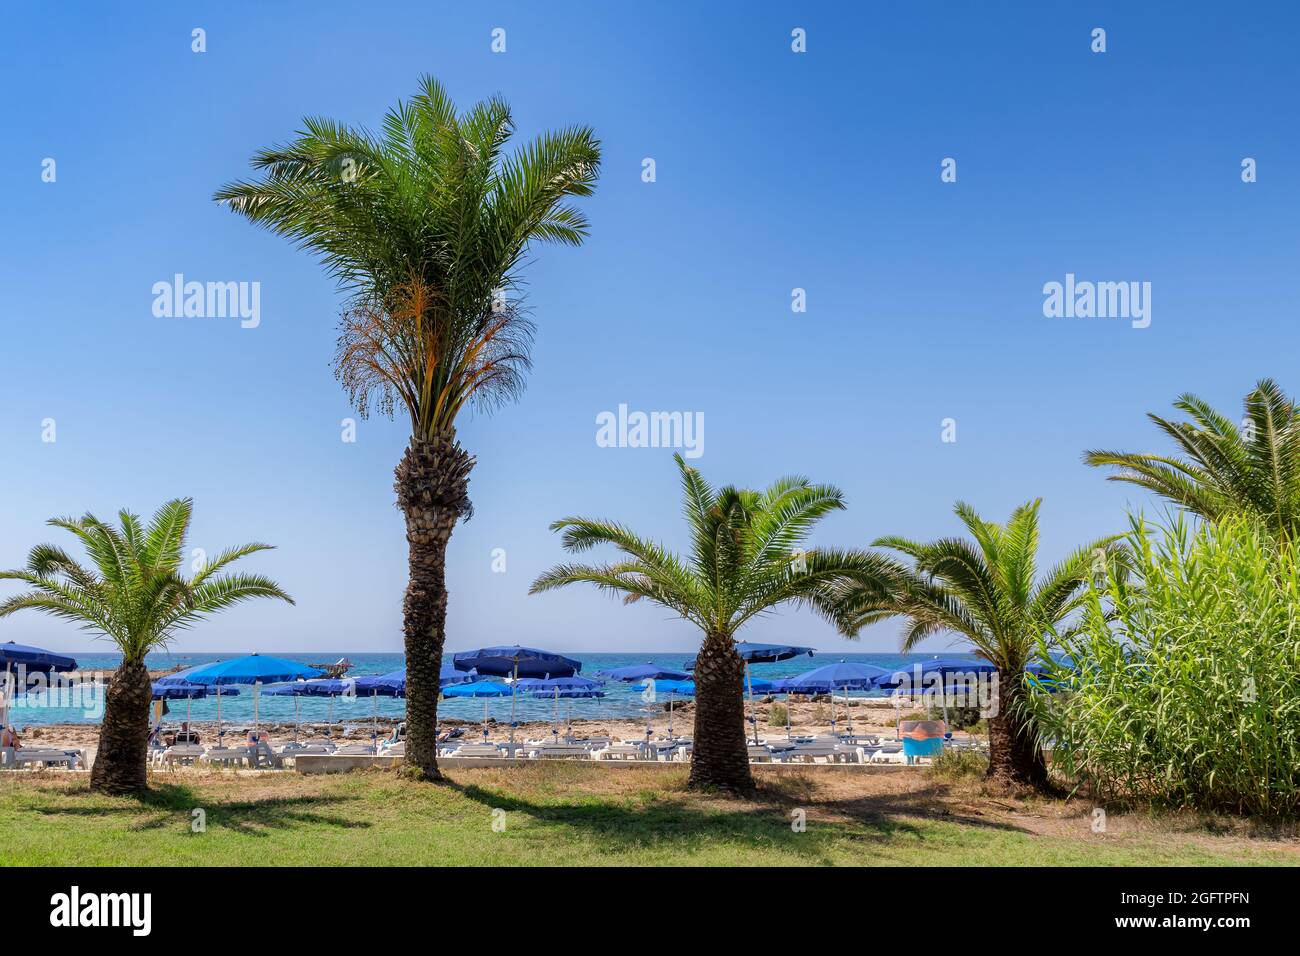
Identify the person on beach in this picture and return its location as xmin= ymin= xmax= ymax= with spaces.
xmin=0 ymin=726 xmax=20 ymax=749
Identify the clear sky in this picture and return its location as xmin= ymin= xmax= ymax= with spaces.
xmin=2 ymin=2 xmax=1296 ymax=655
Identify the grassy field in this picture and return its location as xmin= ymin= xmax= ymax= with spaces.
xmin=1 ymin=764 xmax=1296 ymax=866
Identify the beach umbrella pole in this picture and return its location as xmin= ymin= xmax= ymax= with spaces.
xmin=845 ymin=683 xmax=853 ymax=738
xmin=372 ymin=690 xmax=378 ymax=752
xmin=1 ymin=662 xmax=10 ymax=729
xmin=294 ymin=697 xmax=300 ymax=744
xmin=216 ymin=685 xmax=223 ymax=745
xmin=482 ymin=700 xmax=489 ymax=743
xmin=746 ymin=663 xmax=759 ymax=745
xmin=509 ymin=661 xmax=518 ymax=745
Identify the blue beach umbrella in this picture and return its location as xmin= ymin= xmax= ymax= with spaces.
xmin=777 ymin=661 xmax=891 ymax=738
xmin=735 ymin=643 xmax=815 ymax=744
xmin=684 ymin=641 xmax=816 ymax=670
xmin=778 ymin=660 xmax=890 ymax=693
xmin=441 ymin=679 xmax=511 ymax=698
xmin=635 ymin=678 xmax=697 ymax=738
xmin=151 ymin=681 xmax=233 ymax=700
xmin=452 ymin=645 xmax=582 ymax=678
xmin=151 ymin=680 xmax=236 ymax=728
xmin=684 ymin=641 xmax=815 ymax=745
xmin=0 ymin=641 xmax=77 ymax=672
xmin=452 ymin=646 xmax=582 ymax=744
xmin=520 ymin=676 xmax=607 ymax=737
xmin=442 ymin=679 xmax=512 ymax=743
xmin=0 ymin=643 xmax=77 ymax=725
xmin=165 ymin=654 xmax=324 ymax=686
xmin=597 ymin=663 xmax=690 ymax=683
xmin=515 ymin=676 xmax=604 ymax=692
xmin=162 ymin=656 xmax=323 ymax=743
xmin=262 ymin=679 xmax=361 ymax=742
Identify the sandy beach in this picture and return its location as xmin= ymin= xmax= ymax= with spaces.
xmin=14 ymin=695 xmax=972 ymax=766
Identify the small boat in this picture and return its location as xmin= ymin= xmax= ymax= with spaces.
xmin=310 ymin=657 xmax=353 ymax=679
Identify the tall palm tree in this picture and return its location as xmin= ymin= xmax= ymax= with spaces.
xmin=214 ymin=76 xmax=600 ymax=779
xmin=827 ymin=500 xmax=1122 ymax=788
xmin=0 ymin=500 xmax=292 ymax=795
xmin=530 ymin=454 xmax=894 ymax=793
xmin=1085 ymin=378 xmax=1300 ymax=539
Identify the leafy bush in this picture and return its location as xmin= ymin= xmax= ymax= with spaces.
xmin=1032 ymin=516 xmax=1300 ymax=818
xmin=928 ymin=748 xmax=988 ymax=781
xmin=767 ymin=703 xmax=789 ymax=727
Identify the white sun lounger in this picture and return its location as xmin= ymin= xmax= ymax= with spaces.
xmin=3 ymin=747 xmax=84 ymax=769
xmin=202 ymin=746 xmax=252 ymax=767
xmin=528 ymin=742 xmax=594 ymax=759
xmin=593 ymin=743 xmax=651 ymax=761
xmin=159 ymin=744 xmax=206 ymax=768
xmin=450 ymin=743 xmax=505 ymax=758
xmin=331 ymin=743 xmax=377 ymax=756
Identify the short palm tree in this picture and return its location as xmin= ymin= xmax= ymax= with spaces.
xmin=1085 ymin=378 xmax=1300 ymax=539
xmin=214 ymin=76 xmax=600 ymax=779
xmin=530 ymin=454 xmax=894 ymax=793
xmin=0 ymin=499 xmax=292 ymax=795
xmin=827 ymin=500 xmax=1123 ymax=788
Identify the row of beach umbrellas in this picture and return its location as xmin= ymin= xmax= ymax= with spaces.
xmin=5 ymin=640 xmax=1050 ymax=746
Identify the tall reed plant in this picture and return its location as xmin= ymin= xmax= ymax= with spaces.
xmin=1032 ymin=515 xmax=1300 ymax=818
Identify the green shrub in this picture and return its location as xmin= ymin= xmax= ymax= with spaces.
xmin=928 ymin=748 xmax=988 ymax=781
xmin=767 ymin=703 xmax=789 ymax=727
xmin=1032 ymin=515 xmax=1300 ymax=818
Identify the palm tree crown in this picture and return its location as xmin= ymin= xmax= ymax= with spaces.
xmin=826 ymin=499 xmax=1124 ymax=787
xmin=0 ymin=499 xmax=293 ymax=658
xmin=832 ymin=499 xmax=1120 ymax=670
xmin=1084 ymin=378 xmax=1300 ymax=539
xmin=214 ymin=75 xmax=600 ymax=440
xmin=531 ymin=454 xmax=893 ymax=635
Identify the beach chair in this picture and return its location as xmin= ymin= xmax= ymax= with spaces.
xmin=452 ymin=743 xmax=506 ymax=758
xmin=8 ymin=747 xmax=82 ymax=769
xmin=159 ymin=744 xmax=206 ymax=768
xmin=529 ymin=742 xmax=594 ymax=759
xmin=332 ymin=743 xmax=376 ymax=756
xmin=379 ymin=741 xmax=405 ymax=757
xmin=249 ymin=740 xmax=284 ymax=768
xmin=594 ymin=742 xmax=649 ymax=761
xmin=202 ymin=746 xmax=252 ymax=767
xmin=774 ymin=737 xmax=842 ymax=764
xmin=869 ymin=745 xmax=907 ymax=764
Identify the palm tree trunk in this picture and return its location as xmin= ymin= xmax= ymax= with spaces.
xmin=89 ymin=658 xmax=151 ymax=795
xmin=689 ymin=631 xmax=754 ymax=793
xmin=394 ymin=433 xmax=474 ymax=780
xmin=987 ymin=667 xmax=1049 ymax=789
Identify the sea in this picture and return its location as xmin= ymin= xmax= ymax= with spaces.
xmin=5 ymin=650 xmax=983 ymax=728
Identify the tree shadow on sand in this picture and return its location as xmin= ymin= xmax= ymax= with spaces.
xmin=29 ymin=782 xmax=370 ymax=837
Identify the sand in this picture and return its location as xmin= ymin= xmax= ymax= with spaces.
xmin=14 ymin=695 xmax=977 ymax=763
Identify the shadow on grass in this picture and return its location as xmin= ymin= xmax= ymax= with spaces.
xmin=445 ymin=773 xmax=1024 ymax=863
xmin=28 ymin=782 xmax=370 ymax=837
xmin=757 ymin=773 xmax=1033 ymax=835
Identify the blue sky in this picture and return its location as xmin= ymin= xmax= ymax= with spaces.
xmin=2 ymin=2 xmax=1297 ymax=655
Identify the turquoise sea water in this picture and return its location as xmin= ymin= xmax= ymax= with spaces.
xmin=5 ymin=650 xmax=982 ymax=728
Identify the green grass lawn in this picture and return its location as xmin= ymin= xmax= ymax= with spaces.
xmin=1 ymin=764 xmax=1295 ymax=866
